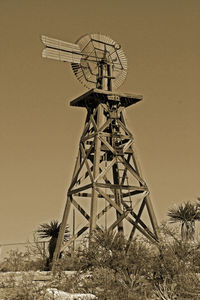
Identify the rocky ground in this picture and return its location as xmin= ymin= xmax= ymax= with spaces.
xmin=0 ymin=271 xmax=97 ymax=299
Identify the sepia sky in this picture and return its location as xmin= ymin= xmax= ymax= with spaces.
xmin=0 ymin=0 xmax=200 ymax=251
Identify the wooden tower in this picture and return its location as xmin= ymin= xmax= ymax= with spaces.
xmin=41 ymin=33 xmax=159 ymax=270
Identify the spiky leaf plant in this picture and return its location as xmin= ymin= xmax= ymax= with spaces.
xmin=168 ymin=202 xmax=200 ymax=241
xmin=37 ymin=220 xmax=70 ymax=269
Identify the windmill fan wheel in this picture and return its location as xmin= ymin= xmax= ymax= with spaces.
xmin=71 ymin=33 xmax=128 ymax=90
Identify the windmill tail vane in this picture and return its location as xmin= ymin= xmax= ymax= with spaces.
xmin=41 ymin=35 xmax=82 ymax=64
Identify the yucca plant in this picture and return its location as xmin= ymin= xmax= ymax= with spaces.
xmin=37 ymin=220 xmax=70 ymax=269
xmin=168 ymin=202 xmax=200 ymax=241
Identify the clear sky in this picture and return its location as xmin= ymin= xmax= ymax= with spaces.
xmin=0 ymin=0 xmax=200 ymax=252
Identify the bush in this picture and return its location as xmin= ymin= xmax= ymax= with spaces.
xmin=1 ymin=225 xmax=200 ymax=299
xmin=0 ymin=249 xmax=45 ymax=272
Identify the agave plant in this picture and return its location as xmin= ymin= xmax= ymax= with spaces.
xmin=168 ymin=202 xmax=200 ymax=241
xmin=37 ymin=220 xmax=70 ymax=268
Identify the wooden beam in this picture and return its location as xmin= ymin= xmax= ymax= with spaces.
xmin=118 ymin=156 xmax=146 ymax=185
xmin=123 ymin=139 xmax=133 ymax=153
xmin=61 ymin=225 xmax=89 ymax=252
xmin=96 ymin=187 xmax=157 ymax=243
xmin=71 ymin=198 xmax=90 ymax=221
xmin=90 ymin=104 xmax=104 ymax=234
xmin=69 ymin=143 xmax=94 ymax=190
xmin=69 ymin=183 xmax=92 ymax=195
xmin=96 ymin=204 xmax=112 ymax=220
xmin=98 ymin=118 xmax=112 ymax=133
xmin=95 ymin=182 xmax=146 ymax=191
xmin=126 ymin=199 xmax=146 ymax=253
xmin=80 ymin=144 xmax=93 ymax=182
xmin=118 ymin=119 xmax=133 ymax=137
xmin=81 ymin=133 xmax=96 ymax=142
xmin=108 ymin=211 xmax=130 ymax=232
xmin=95 ymin=157 xmax=117 ymax=182
xmin=73 ymin=192 xmax=115 ymax=198
xmin=99 ymin=135 xmax=117 ymax=155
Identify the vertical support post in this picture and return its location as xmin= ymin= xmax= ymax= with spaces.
xmin=73 ymin=208 xmax=75 ymax=252
xmin=90 ymin=104 xmax=104 ymax=235
xmin=112 ymin=109 xmax=123 ymax=232
xmin=113 ymin=163 xmax=124 ymax=232
xmin=107 ymin=64 xmax=112 ymax=91
xmin=97 ymin=63 xmax=104 ymax=90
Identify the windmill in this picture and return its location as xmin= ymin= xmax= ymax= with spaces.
xmin=41 ymin=33 xmax=159 ymax=270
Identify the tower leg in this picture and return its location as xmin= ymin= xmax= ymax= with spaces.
xmin=113 ymin=163 xmax=124 ymax=232
xmin=90 ymin=104 xmax=104 ymax=235
xmin=131 ymin=149 xmax=159 ymax=240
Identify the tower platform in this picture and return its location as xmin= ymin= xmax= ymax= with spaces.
xmin=70 ymin=89 xmax=143 ymax=108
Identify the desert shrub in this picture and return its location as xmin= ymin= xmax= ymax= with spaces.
xmin=52 ymin=249 xmax=83 ymax=272
xmin=0 ymin=270 xmax=83 ymax=299
xmin=1 ymin=224 xmax=200 ymax=299
xmin=73 ymin=230 xmax=154 ymax=299
xmin=0 ymin=248 xmax=45 ymax=272
xmin=69 ymin=227 xmax=200 ymax=299
xmin=149 ymin=224 xmax=200 ymax=299
xmin=0 ymin=272 xmax=48 ymax=299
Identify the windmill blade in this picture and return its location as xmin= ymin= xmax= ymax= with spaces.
xmin=41 ymin=35 xmax=82 ymax=63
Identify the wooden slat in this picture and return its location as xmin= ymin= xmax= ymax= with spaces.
xmin=42 ymin=48 xmax=81 ymax=63
xmin=41 ymin=35 xmax=80 ymax=51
